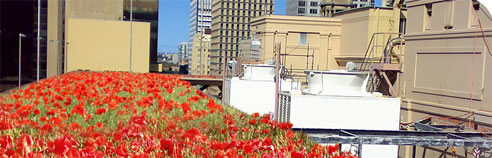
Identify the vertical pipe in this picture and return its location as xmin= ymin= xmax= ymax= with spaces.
xmin=326 ymin=33 xmax=331 ymax=70
xmin=65 ymin=42 xmax=69 ymax=73
xmin=37 ymin=0 xmax=40 ymax=81
xmin=412 ymin=146 xmax=416 ymax=158
xmin=199 ymin=0 xmax=203 ymax=75
xmin=284 ymin=33 xmax=287 ymax=68
xmin=311 ymin=50 xmax=314 ymax=70
xmin=130 ymin=0 xmax=133 ymax=72
xmin=274 ymin=43 xmax=280 ymax=121
xmin=306 ymin=44 xmax=309 ymax=69
xmin=358 ymin=143 xmax=363 ymax=158
xmin=19 ymin=34 xmax=22 ymax=88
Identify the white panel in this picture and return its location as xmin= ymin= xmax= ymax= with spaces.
xmin=229 ymin=79 xmax=276 ymax=115
xmin=289 ymin=95 xmax=401 ymax=158
xmin=289 ymin=95 xmax=400 ymax=130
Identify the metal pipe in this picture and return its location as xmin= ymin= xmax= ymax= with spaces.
xmin=306 ymin=44 xmax=309 ymax=69
xmin=19 ymin=33 xmax=26 ymax=88
xmin=64 ymin=42 xmax=69 ymax=73
xmin=37 ymin=0 xmax=40 ymax=81
xmin=384 ymin=37 xmax=405 ymax=63
xmin=129 ymin=0 xmax=133 ymax=72
xmin=199 ymin=1 xmax=203 ymax=75
xmin=274 ymin=43 xmax=281 ymax=121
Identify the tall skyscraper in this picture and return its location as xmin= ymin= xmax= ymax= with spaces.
xmin=286 ymin=0 xmax=321 ymax=16
xmin=210 ymin=0 xmax=274 ymax=75
xmin=189 ymin=0 xmax=213 ymax=42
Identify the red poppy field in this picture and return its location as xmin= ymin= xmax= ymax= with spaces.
xmin=0 ymin=72 xmax=357 ymax=157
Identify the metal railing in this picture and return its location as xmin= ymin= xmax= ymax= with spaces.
xmin=359 ymin=32 xmax=404 ymax=94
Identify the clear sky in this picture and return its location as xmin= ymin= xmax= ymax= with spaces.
xmin=157 ymin=0 xmax=286 ymax=54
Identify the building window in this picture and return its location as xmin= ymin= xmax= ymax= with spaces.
xmin=298 ymin=1 xmax=306 ymax=6
xmin=298 ymin=8 xmax=305 ymax=14
xmin=299 ymin=33 xmax=307 ymax=45
xmin=310 ymin=1 xmax=318 ymax=6
xmin=310 ymin=9 xmax=318 ymax=14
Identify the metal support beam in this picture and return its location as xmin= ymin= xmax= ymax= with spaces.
xmin=293 ymin=128 xmax=492 ymax=148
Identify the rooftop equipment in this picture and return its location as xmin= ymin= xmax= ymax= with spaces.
xmin=278 ymin=70 xmax=401 ymax=158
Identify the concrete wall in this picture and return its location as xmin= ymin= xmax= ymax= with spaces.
xmin=400 ymin=0 xmax=492 ymax=157
xmin=66 ymin=18 xmax=150 ymax=73
xmin=250 ymin=15 xmax=342 ymax=79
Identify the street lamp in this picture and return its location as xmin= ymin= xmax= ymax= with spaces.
xmin=129 ymin=0 xmax=133 ymax=72
xmin=18 ymin=33 xmax=26 ymax=88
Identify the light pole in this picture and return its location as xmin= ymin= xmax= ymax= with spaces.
xmin=37 ymin=0 xmax=41 ymax=81
xmin=129 ymin=0 xmax=133 ymax=72
xmin=199 ymin=2 xmax=204 ymax=75
xmin=18 ymin=33 xmax=26 ymax=88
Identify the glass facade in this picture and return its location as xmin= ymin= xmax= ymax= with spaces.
xmin=0 ymin=0 xmax=47 ymax=92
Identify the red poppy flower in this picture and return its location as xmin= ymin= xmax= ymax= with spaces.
xmin=96 ymin=122 xmax=104 ymax=128
xmin=278 ymin=122 xmax=293 ymax=130
xmin=249 ymin=119 xmax=257 ymax=125
xmin=95 ymin=108 xmax=106 ymax=115
xmin=252 ymin=112 xmax=260 ymax=118
xmin=33 ymin=109 xmax=40 ymax=115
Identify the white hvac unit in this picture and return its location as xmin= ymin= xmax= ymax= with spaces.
xmin=277 ymin=70 xmax=401 ymax=158
xmin=224 ymin=64 xmax=298 ymax=115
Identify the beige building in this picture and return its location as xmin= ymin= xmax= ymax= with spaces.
xmin=210 ymin=0 xmax=274 ymax=76
xmin=47 ymin=0 xmax=126 ymax=77
xmin=335 ymin=7 xmax=406 ymax=67
xmin=399 ymin=0 xmax=492 ymax=157
xmin=66 ymin=18 xmax=150 ymax=73
xmin=191 ymin=32 xmax=212 ymax=75
xmin=250 ymin=15 xmax=342 ymax=79
xmin=320 ymin=0 xmax=354 ymax=17
xmin=46 ymin=0 xmax=158 ymax=77
xmin=250 ymin=7 xmax=404 ymax=79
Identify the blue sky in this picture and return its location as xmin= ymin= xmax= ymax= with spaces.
xmin=157 ymin=0 xmax=286 ymax=53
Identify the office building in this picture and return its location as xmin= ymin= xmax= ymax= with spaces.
xmin=286 ymin=0 xmax=322 ymax=16
xmin=0 ymin=0 xmax=47 ymax=91
xmin=190 ymin=29 xmax=211 ymax=75
xmin=189 ymin=0 xmax=213 ymax=42
xmin=0 ymin=0 xmax=158 ymax=92
xmin=210 ymin=0 xmax=274 ymax=76
xmin=250 ymin=7 xmax=405 ymax=79
xmin=178 ymin=42 xmax=192 ymax=64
